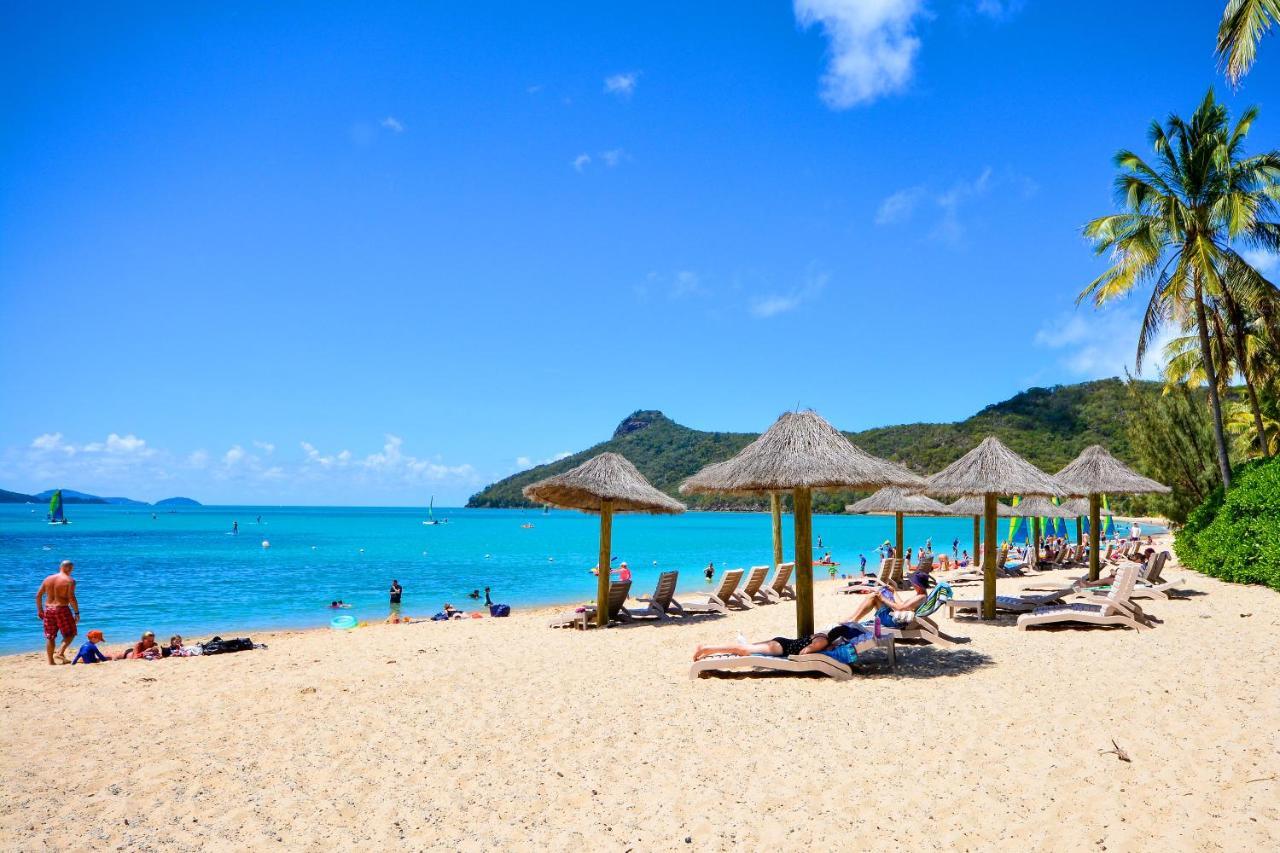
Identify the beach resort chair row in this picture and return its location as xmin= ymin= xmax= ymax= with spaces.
xmin=946 ymin=551 xmax=1179 ymax=623
xmin=549 ymin=563 xmax=796 ymax=629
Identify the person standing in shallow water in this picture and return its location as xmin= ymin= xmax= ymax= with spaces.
xmin=389 ymin=579 xmax=403 ymax=614
xmin=36 ymin=560 xmax=79 ymax=665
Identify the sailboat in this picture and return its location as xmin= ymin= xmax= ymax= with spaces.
xmin=423 ymin=496 xmax=443 ymax=525
xmin=47 ymin=489 xmax=69 ymax=525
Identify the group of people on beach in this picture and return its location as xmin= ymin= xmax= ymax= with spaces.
xmin=36 ymin=557 xmax=193 ymax=665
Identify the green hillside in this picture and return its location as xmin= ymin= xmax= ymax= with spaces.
xmin=468 ymin=378 xmax=1149 ymax=513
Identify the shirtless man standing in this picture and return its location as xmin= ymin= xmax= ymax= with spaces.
xmin=36 ymin=560 xmax=79 ymax=665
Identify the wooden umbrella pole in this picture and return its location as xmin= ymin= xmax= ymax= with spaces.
xmin=597 ymin=501 xmax=613 ymax=628
xmin=1031 ymin=517 xmax=1041 ymax=569
xmin=972 ymin=515 xmax=980 ymax=567
xmin=894 ymin=511 xmax=905 ymax=584
xmin=1088 ymin=494 xmax=1101 ymax=582
xmin=793 ymin=487 xmax=814 ymax=637
xmin=1076 ymin=516 xmax=1083 ymax=550
xmin=770 ymin=492 xmax=783 ymax=570
xmin=983 ymin=493 xmax=998 ymax=620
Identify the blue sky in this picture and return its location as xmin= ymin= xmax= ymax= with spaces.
xmin=2 ymin=1 xmax=1277 ymax=505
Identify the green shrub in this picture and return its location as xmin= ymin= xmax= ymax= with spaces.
xmin=1175 ymin=456 xmax=1280 ymax=590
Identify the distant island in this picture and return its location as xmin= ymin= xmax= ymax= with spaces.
xmin=0 ymin=488 xmax=201 ymax=507
xmin=468 ymin=378 xmax=1150 ymax=513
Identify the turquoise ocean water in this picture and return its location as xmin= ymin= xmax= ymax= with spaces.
xmin=1 ymin=503 xmax=1112 ymax=655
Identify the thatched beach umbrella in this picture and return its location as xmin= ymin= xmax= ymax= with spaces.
xmin=925 ymin=437 xmax=1065 ymax=619
xmin=681 ymin=411 xmax=923 ymax=636
xmin=946 ymin=496 xmax=1014 ymax=567
xmin=524 ymin=453 xmax=685 ymax=627
xmin=846 ymin=487 xmax=950 ymax=583
xmin=1055 ymin=446 xmax=1169 ymax=582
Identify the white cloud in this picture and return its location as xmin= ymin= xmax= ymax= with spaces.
xmin=31 ymin=433 xmax=74 ymax=454
xmin=515 ymin=451 xmax=572 ymax=471
xmin=223 ymin=445 xmax=246 ymax=466
xmin=527 ymin=84 xmax=544 ymax=94
xmin=1035 ymin=309 xmax=1174 ymax=379
xmin=572 ymin=153 xmax=591 ymax=172
xmin=750 ymin=269 xmax=829 ymax=318
xmin=1242 ymin=249 xmax=1279 ymax=276
xmin=793 ymin=0 xmax=926 ymax=109
xmin=933 ymin=167 xmax=992 ymax=245
xmin=600 ymin=148 xmax=626 ymax=167
xmin=604 ymin=71 xmax=640 ymax=98
xmin=253 ymin=441 xmax=275 ymax=455
xmin=874 ymin=187 xmax=925 ymax=225
xmin=974 ymin=0 xmax=1025 ymax=20
xmin=187 ymin=450 xmax=209 ymax=469
xmin=381 ymin=116 xmax=405 ymax=133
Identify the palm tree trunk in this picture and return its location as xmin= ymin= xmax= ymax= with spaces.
xmin=1195 ymin=280 xmax=1233 ymax=487
xmin=1224 ymin=294 xmax=1271 ymax=458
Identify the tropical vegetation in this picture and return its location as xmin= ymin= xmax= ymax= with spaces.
xmin=1176 ymin=454 xmax=1280 ymax=590
xmin=1080 ymin=89 xmax=1280 ymax=490
xmin=1218 ymin=0 xmax=1279 ymax=83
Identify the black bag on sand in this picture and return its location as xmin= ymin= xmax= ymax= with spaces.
xmin=202 ymin=636 xmax=255 ymax=655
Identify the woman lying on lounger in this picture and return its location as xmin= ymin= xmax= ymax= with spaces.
xmin=691 ymin=620 xmax=871 ymax=661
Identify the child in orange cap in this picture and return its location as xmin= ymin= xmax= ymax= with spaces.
xmin=71 ymin=629 xmax=109 ymax=665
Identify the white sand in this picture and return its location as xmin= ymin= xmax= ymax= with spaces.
xmin=2 ymin=537 xmax=1278 ymax=851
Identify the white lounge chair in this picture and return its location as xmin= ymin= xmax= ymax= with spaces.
xmin=731 ymin=566 xmax=770 ymax=609
xmin=678 ymin=568 xmax=745 ymax=615
xmin=629 ymin=571 xmax=682 ymax=620
xmin=1017 ymin=562 xmax=1151 ymax=631
xmin=548 ymin=580 xmax=633 ymax=628
xmin=763 ymin=562 xmax=795 ymax=601
xmin=688 ymin=628 xmax=894 ymax=680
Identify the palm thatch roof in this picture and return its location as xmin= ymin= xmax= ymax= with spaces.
xmin=1060 ymin=497 xmax=1113 ymax=517
xmin=1054 ymin=445 xmax=1171 ymax=496
xmin=522 ymin=452 xmax=685 ymax=514
xmin=924 ymin=436 xmax=1065 ymax=498
xmin=1013 ymin=496 xmax=1073 ymax=518
xmin=946 ymin=496 xmax=1016 ymax=517
xmin=846 ymin=487 xmax=950 ymax=516
xmin=680 ymin=411 xmax=923 ymax=495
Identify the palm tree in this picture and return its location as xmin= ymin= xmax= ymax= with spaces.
xmin=1080 ymin=90 xmax=1280 ymax=488
xmin=1218 ymin=0 xmax=1280 ymax=83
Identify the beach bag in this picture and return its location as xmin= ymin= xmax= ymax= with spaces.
xmin=202 ymin=636 xmax=255 ymax=655
xmin=489 ymin=604 xmax=510 ymax=617
xmin=431 ymin=612 xmax=450 ymax=621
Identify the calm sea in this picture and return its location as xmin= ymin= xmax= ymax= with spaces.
xmin=1 ymin=503 xmax=1118 ymax=654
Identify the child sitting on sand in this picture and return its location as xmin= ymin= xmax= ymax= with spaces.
xmin=71 ymin=629 xmax=109 ymax=665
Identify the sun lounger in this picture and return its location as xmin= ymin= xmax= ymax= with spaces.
xmin=548 ymin=580 xmax=633 ymax=628
xmin=678 ymin=568 xmax=745 ymax=615
xmin=1081 ymin=552 xmax=1182 ymax=600
xmin=763 ymin=562 xmax=795 ymax=601
xmin=731 ymin=566 xmax=770 ymax=608
xmin=688 ymin=627 xmax=894 ymax=680
xmin=630 ymin=571 xmax=683 ymax=620
xmin=1017 ymin=562 xmax=1151 ymax=631
xmin=946 ymin=584 xmax=1079 ymax=617
xmin=839 ymin=558 xmax=895 ymax=594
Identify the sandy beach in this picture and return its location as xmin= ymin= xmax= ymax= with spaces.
xmin=3 ymin=537 xmax=1278 ymax=852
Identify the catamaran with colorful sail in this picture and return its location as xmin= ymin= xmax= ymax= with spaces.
xmin=47 ymin=489 xmax=69 ymax=525
xmin=422 ymin=496 xmax=446 ymax=525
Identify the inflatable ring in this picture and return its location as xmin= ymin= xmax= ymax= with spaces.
xmin=330 ymin=614 xmax=358 ymax=631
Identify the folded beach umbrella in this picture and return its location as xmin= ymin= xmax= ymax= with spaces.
xmin=946 ymin=496 xmax=1014 ymax=565
xmin=924 ymin=437 xmax=1066 ymax=619
xmin=681 ymin=411 xmax=923 ymax=637
xmin=524 ymin=452 xmax=685 ymax=628
xmin=1055 ymin=446 xmax=1169 ymax=582
xmin=1012 ymin=496 xmax=1071 ymax=568
xmin=845 ymin=487 xmax=950 ymax=583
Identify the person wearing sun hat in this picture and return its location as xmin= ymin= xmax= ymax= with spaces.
xmin=71 ymin=629 xmax=109 ymax=665
xmin=840 ymin=566 xmax=934 ymax=629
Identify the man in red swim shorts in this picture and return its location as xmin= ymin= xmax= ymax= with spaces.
xmin=36 ymin=560 xmax=80 ymax=665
